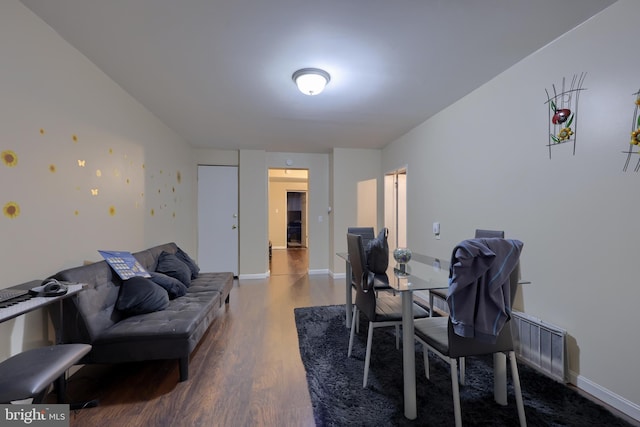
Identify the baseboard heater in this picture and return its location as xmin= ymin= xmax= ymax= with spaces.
xmin=420 ymin=292 xmax=568 ymax=383
xmin=510 ymin=310 xmax=567 ymax=383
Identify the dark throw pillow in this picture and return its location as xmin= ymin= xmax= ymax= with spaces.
xmin=149 ymin=271 xmax=187 ymax=299
xmin=116 ymin=276 xmax=169 ymax=315
xmin=366 ymin=227 xmax=389 ymax=274
xmin=155 ymin=251 xmax=192 ymax=287
xmin=175 ymin=247 xmax=200 ymax=279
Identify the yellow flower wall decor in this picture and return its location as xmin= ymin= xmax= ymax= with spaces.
xmin=2 ymin=150 xmax=18 ymax=167
xmin=3 ymin=201 xmax=20 ymax=219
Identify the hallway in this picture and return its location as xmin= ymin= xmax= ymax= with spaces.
xmin=269 ymin=248 xmax=308 ymax=276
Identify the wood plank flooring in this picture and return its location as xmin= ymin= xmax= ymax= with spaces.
xmin=59 ymin=248 xmax=344 ymax=427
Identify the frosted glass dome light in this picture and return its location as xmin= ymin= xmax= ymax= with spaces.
xmin=292 ymin=68 xmax=330 ymax=96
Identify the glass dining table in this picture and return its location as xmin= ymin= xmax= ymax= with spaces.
xmin=336 ymin=251 xmax=450 ymax=420
xmin=336 ymin=251 xmax=514 ymax=420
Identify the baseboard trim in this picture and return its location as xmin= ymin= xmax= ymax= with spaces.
xmin=308 ymin=269 xmax=329 ymax=275
xmin=330 ymin=271 xmax=346 ymax=279
xmin=570 ymin=370 xmax=640 ymax=422
xmin=238 ymin=272 xmax=269 ymax=280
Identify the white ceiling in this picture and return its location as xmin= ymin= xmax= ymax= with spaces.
xmin=20 ymin=0 xmax=616 ymax=154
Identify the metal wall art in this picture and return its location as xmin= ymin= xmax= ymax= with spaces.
xmin=622 ymin=89 xmax=640 ymax=172
xmin=545 ymin=73 xmax=587 ymax=159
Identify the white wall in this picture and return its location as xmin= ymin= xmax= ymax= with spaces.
xmin=239 ymin=150 xmax=268 ymax=277
xmin=331 ymin=148 xmax=383 ymax=274
xmin=0 ymin=1 xmax=196 ymax=357
xmin=383 ymin=0 xmax=639 ymax=417
xmin=357 ymin=179 xmax=377 ymax=229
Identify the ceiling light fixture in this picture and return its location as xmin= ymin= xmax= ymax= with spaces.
xmin=292 ymin=68 xmax=330 ymax=96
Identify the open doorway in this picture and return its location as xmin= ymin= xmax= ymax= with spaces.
xmin=268 ymin=168 xmax=309 ymax=275
xmin=384 ymin=168 xmax=407 ymax=253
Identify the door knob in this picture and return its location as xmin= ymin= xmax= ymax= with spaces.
xmin=232 ymin=225 xmax=237 ymax=229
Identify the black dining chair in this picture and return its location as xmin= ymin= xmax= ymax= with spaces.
xmin=346 ymin=233 xmax=428 ymax=388
xmin=414 ymin=237 xmax=526 ymax=427
xmin=428 ymin=229 xmax=505 ymax=316
xmin=347 ymin=227 xmax=376 ymax=249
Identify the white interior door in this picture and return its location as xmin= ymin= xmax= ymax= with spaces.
xmin=198 ymin=165 xmax=238 ymax=275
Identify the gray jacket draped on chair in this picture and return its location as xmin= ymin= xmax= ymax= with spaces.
xmin=446 ymin=238 xmax=524 ymax=343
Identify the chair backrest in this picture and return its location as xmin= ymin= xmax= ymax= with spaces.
xmin=347 ymin=227 xmax=375 ymax=249
xmin=447 ymin=237 xmax=523 ymax=358
xmin=347 ymin=233 xmax=376 ymax=320
xmin=474 ymin=229 xmax=505 ymax=238
xmin=473 ymin=229 xmax=521 ymax=306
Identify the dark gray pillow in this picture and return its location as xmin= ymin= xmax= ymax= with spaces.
xmin=155 ymin=251 xmax=191 ymax=287
xmin=116 ymin=276 xmax=169 ymax=315
xmin=176 ymin=247 xmax=200 ymax=279
xmin=149 ymin=271 xmax=187 ymax=299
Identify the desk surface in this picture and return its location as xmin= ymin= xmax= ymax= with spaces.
xmin=337 ymin=251 xmax=450 ymax=292
xmin=0 ymin=281 xmax=84 ymax=323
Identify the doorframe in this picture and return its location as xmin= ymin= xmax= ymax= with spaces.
xmin=267 ymin=168 xmax=310 ymax=252
xmin=286 ymin=190 xmax=308 ymax=248
xmin=384 ymin=166 xmax=408 ymax=252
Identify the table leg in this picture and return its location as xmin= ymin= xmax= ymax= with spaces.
xmin=402 ymin=291 xmax=417 ymax=420
xmin=345 ymin=260 xmax=352 ymax=329
xmin=494 ymin=353 xmax=507 ymax=405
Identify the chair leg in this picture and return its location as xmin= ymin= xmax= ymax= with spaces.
xmin=429 ymin=292 xmax=435 ymax=317
xmin=363 ymin=323 xmax=374 ymax=388
xmin=395 ymin=324 xmax=400 ymax=349
xmin=459 ymin=357 xmax=466 ymax=386
xmin=450 ymin=358 xmax=462 ymax=427
xmin=509 ymin=351 xmax=527 ymax=427
xmin=423 ymin=344 xmax=430 ymax=380
xmin=348 ymin=308 xmax=358 ymax=357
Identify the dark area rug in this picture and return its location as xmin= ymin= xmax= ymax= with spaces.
xmin=294 ymin=304 xmax=634 ymax=427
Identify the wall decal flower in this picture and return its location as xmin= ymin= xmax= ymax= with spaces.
xmin=49 ymin=164 xmax=56 ymax=173
xmin=2 ymin=150 xmax=18 ymax=167
xmin=3 ymin=201 xmax=20 ymax=219
xmin=545 ymin=73 xmax=587 ymax=158
xmin=109 ymin=206 xmax=116 ymax=216
xmin=557 ymin=126 xmax=574 ymax=142
xmin=622 ymin=89 xmax=640 ymax=172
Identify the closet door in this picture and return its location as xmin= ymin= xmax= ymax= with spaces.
xmin=197 ymin=165 xmax=238 ymax=276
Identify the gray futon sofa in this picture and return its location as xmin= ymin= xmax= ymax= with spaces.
xmin=51 ymin=242 xmax=234 ymax=382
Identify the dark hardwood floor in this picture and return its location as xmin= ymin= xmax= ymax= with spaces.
xmin=59 ymin=248 xmax=344 ymax=427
